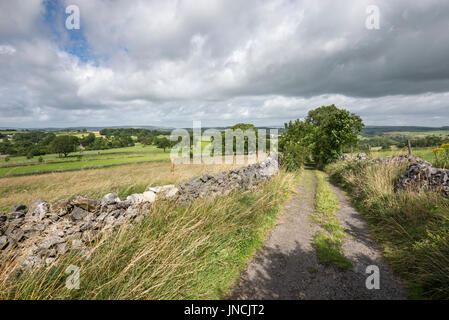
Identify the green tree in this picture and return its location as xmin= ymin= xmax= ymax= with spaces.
xmin=50 ymin=135 xmax=79 ymax=157
xmin=89 ymin=137 xmax=108 ymax=150
xmin=230 ymin=123 xmax=257 ymax=133
xmin=306 ymin=105 xmax=363 ymax=167
xmin=280 ymin=105 xmax=363 ymax=170
xmin=81 ymin=132 xmax=96 ymax=147
xmin=279 ymin=120 xmax=314 ymax=170
xmin=140 ymin=136 xmax=154 ymax=146
xmin=155 ymin=137 xmax=171 ymax=152
xmin=0 ymin=139 xmax=17 ymax=155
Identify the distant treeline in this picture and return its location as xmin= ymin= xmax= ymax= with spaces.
xmin=0 ymin=128 xmax=169 ymax=158
xmin=0 ymin=125 xmax=274 ymax=158
xmin=363 ymin=126 xmax=449 ymax=135
xmin=358 ymin=134 xmax=449 ymax=150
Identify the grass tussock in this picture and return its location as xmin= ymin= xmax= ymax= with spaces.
xmin=312 ymin=232 xmax=352 ymax=269
xmin=0 ymin=170 xmax=299 ymax=300
xmin=314 ymin=171 xmax=339 ymax=223
xmin=327 ymin=161 xmax=449 ymax=299
xmin=312 ymin=171 xmax=352 ymax=269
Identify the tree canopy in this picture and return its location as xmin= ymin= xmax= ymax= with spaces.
xmin=280 ymin=105 xmax=364 ymax=169
xmin=155 ymin=137 xmax=172 ymax=152
xmin=50 ymin=135 xmax=79 ymax=157
xmin=307 ymin=105 xmax=363 ymax=167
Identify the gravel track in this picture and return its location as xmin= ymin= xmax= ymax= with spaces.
xmin=229 ymin=169 xmax=406 ymax=300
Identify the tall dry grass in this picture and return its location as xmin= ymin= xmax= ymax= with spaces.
xmin=0 ymin=170 xmax=299 ymax=300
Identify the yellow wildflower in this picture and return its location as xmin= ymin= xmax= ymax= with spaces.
xmin=433 ymin=148 xmax=444 ymax=153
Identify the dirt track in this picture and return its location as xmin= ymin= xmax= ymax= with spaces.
xmin=229 ymin=169 xmax=405 ymax=300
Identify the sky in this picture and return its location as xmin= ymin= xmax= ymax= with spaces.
xmin=1 ymin=0 xmax=449 ymax=128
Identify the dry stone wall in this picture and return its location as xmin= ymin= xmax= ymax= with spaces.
xmin=396 ymin=159 xmax=449 ymax=195
xmin=339 ymin=153 xmax=449 ymax=195
xmin=0 ymin=154 xmax=279 ymax=270
xmin=338 ymin=153 xmax=419 ymax=164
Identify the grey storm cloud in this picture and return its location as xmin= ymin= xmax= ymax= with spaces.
xmin=1 ymin=0 xmax=449 ymax=128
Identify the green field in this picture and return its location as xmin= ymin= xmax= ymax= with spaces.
xmin=1 ymin=144 xmax=158 ymax=162
xmin=0 ymin=137 xmax=214 ymax=177
xmin=368 ymin=147 xmax=435 ymax=163
xmin=0 ymin=144 xmax=170 ymax=176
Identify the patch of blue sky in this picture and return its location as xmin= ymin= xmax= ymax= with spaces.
xmin=42 ymin=0 xmax=98 ymax=65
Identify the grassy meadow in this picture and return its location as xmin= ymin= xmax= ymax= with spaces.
xmin=0 ymin=160 xmax=248 ymax=212
xmin=0 ymin=144 xmax=171 ymax=177
xmin=368 ymin=147 xmax=435 ymax=162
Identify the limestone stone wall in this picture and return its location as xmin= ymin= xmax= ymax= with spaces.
xmin=338 ymin=153 xmax=449 ymax=195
